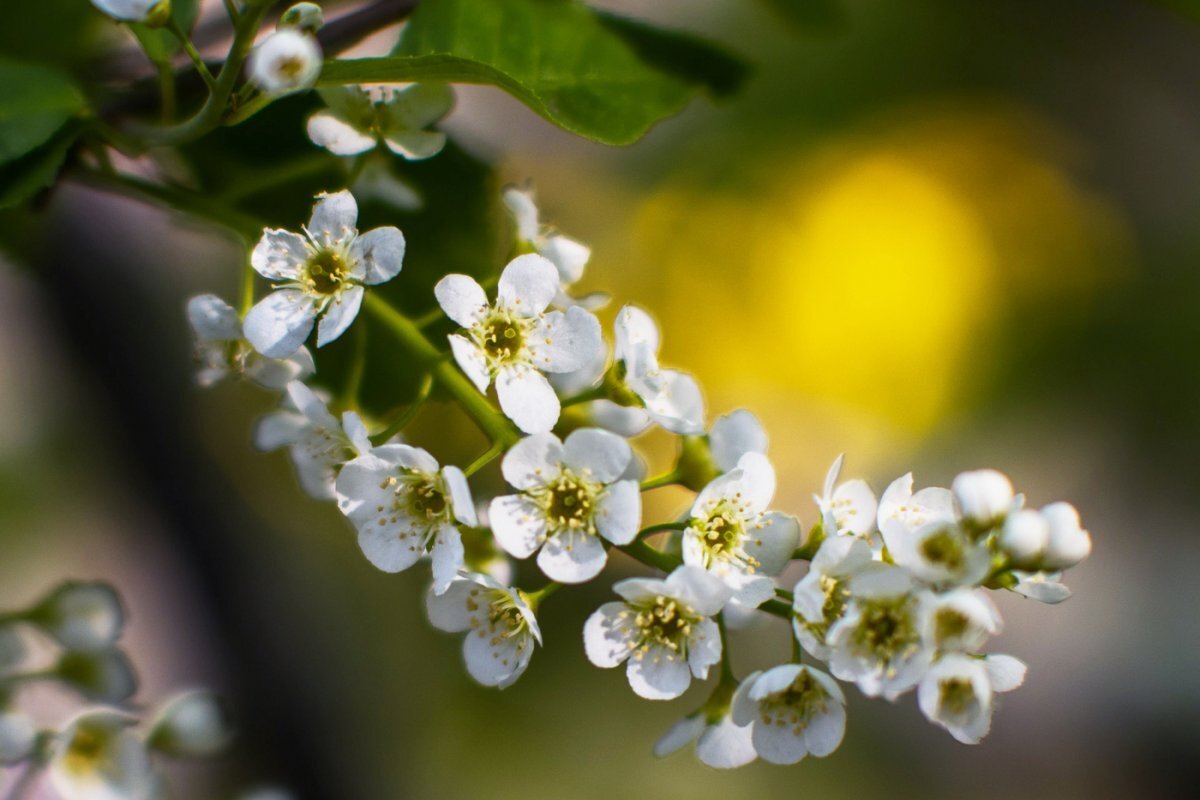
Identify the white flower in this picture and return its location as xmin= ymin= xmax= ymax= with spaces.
xmin=877 ymin=472 xmax=956 ymax=546
xmin=922 ymin=589 xmax=1001 ymax=653
xmin=48 ymin=710 xmax=156 ymax=800
xmin=917 ymin=653 xmax=1026 ymax=744
xmin=425 ymin=573 xmax=541 ymax=688
xmin=503 ymin=187 xmax=597 ymax=307
xmin=952 ymin=469 xmax=1015 ymax=529
xmin=998 ymin=509 xmax=1050 ymax=566
xmin=187 ymin=294 xmax=314 ymax=389
xmin=336 ymin=444 xmax=476 ymax=593
xmin=653 ymin=709 xmax=756 ymax=769
xmin=815 ymin=454 xmax=880 ymax=552
xmin=489 ymin=429 xmax=640 ymax=583
xmin=435 ymin=254 xmax=602 ymax=434
xmin=826 ymin=566 xmax=934 ymax=700
xmin=612 ymin=305 xmax=705 ymax=435
xmin=730 ymin=664 xmax=847 ymax=765
xmin=89 ymin=0 xmax=167 ymax=23
xmin=254 ymin=381 xmax=371 ymax=500
xmin=1010 ymin=570 xmax=1072 ymax=603
xmin=682 ymin=453 xmax=800 ymax=607
xmin=0 ymin=711 xmax=35 ymax=764
xmin=1040 ymin=501 xmax=1091 ymax=570
xmin=31 ymin=582 xmax=125 ymax=653
xmin=583 ymin=565 xmax=730 ymax=700
xmin=280 ymin=2 xmax=324 ymax=33
xmin=307 ymin=84 xmax=454 ymax=159
xmin=147 ymin=690 xmax=232 ymax=757
xmin=245 ymin=191 xmax=405 ymax=357
xmin=247 ymin=29 xmax=322 ymax=95
xmin=791 ymin=536 xmax=875 ymax=660
xmin=879 ymin=473 xmax=988 ymax=587
xmin=57 ymin=649 xmax=138 ymax=703
xmin=708 ymin=409 xmax=767 ymax=473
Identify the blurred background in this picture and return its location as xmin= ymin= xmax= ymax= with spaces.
xmin=2 ymin=0 xmax=1199 ymax=797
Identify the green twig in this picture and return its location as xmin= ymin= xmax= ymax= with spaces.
xmin=371 ymin=373 xmax=433 ymax=444
xmin=640 ymin=469 xmax=683 ymax=491
xmin=559 ymin=384 xmax=607 ymax=409
xmin=166 ymin=18 xmax=218 ymax=91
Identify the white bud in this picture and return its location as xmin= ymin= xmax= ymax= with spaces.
xmin=148 ymin=690 xmax=233 ymax=757
xmin=57 ymin=649 xmax=138 ymax=703
xmin=0 ymin=712 xmax=36 ymax=764
xmin=31 ymin=581 xmax=125 ymax=652
xmin=999 ymin=509 xmax=1049 ymax=565
xmin=952 ymin=469 xmax=1014 ymax=526
xmin=49 ymin=711 xmax=153 ymax=800
xmin=248 ymin=30 xmax=322 ymax=96
xmin=90 ymin=0 xmax=170 ymax=24
xmin=1040 ymin=502 xmax=1091 ymax=569
xmin=280 ymin=3 xmax=324 ymax=34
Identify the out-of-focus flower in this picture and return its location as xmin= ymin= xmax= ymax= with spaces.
xmin=56 ymin=649 xmax=138 ymax=703
xmin=89 ymin=0 xmax=168 ymax=24
xmin=730 ymin=664 xmax=847 ymax=764
xmin=308 ymin=84 xmax=454 ymax=159
xmin=503 ymin=187 xmax=599 ymax=307
xmin=0 ymin=711 xmax=35 ymax=764
xmin=147 ymin=690 xmax=233 ymax=757
xmin=31 ymin=582 xmax=125 ymax=653
xmin=653 ymin=708 xmax=756 ymax=769
xmin=612 ymin=305 xmax=705 ymax=435
xmin=921 ymin=589 xmax=1001 ymax=653
xmin=1040 ymin=501 xmax=1092 ymax=569
xmin=952 ymin=469 xmax=1015 ymax=529
xmin=815 ymin=454 xmax=879 ymax=552
xmin=917 ymin=653 xmax=1026 ymax=744
xmin=279 ymin=2 xmax=324 ymax=34
xmin=187 ymin=294 xmax=314 ymax=389
xmin=792 ymin=536 xmax=874 ymax=660
xmin=48 ymin=710 xmax=156 ymax=800
xmin=247 ymin=29 xmax=322 ymax=96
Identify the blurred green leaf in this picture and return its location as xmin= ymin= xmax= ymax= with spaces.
xmin=756 ymin=0 xmax=847 ymax=32
xmin=0 ymin=60 xmax=85 ymax=166
xmin=131 ymin=0 xmax=199 ymax=64
xmin=0 ymin=0 xmax=99 ymax=67
xmin=321 ymin=0 xmax=721 ymax=145
xmin=0 ymin=123 xmax=80 ymax=209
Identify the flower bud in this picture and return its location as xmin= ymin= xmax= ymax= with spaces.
xmin=280 ymin=3 xmax=325 ymax=34
xmin=952 ymin=469 xmax=1014 ymax=528
xmin=248 ymin=30 xmax=322 ymax=96
xmin=49 ymin=711 xmax=153 ymax=800
xmin=0 ymin=712 xmax=35 ymax=764
xmin=1040 ymin=502 xmax=1091 ymax=569
xmin=30 ymin=581 xmax=125 ymax=653
xmin=998 ymin=509 xmax=1049 ymax=565
xmin=148 ymin=690 xmax=233 ymax=757
xmin=90 ymin=0 xmax=171 ymax=25
xmin=57 ymin=649 xmax=138 ymax=703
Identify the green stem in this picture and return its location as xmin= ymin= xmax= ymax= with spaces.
xmin=774 ymin=587 xmax=793 ymax=602
xmin=791 ymin=631 xmax=803 ymax=663
xmin=223 ymin=0 xmax=242 ymax=22
xmin=371 ymin=373 xmax=433 ymax=445
xmin=716 ymin=612 xmax=735 ymax=684
xmin=365 ymin=293 xmax=520 ymax=448
xmin=464 ymin=442 xmax=503 ymax=477
xmin=640 ymin=469 xmax=683 ymax=491
xmin=413 ymin=305 xmax=445 ymax=330
xmin=616 ymin=538 xmax=677 ymax=573
xmin=637 ymin=521 xmax=687 ymax=538
xmin=240 ymin=258 xmax=257 ymax=315
xmin=157 ymin=63 xmax=176 ymax=123
xmin=166 ymin=18 xmax=218 ymax=90
xmin=560 ymin=385 xmax=607 ymax=409
xmin=525 ymin=582 xmax=560 ymax=609
xmin=340 ymin=323 xmax=368 ymax=407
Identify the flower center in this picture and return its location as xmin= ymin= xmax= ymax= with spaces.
xmin=379 ymin=471 xmax=452 ymax=530
xmin=533 ymin=470 xmax=600 ymax=534
xmin=63 ymin=726 xmax=107 ymax=775
xmin=632 ymin=596 xmax=697 ymax=656
xmin=473 ymin=311 xmax=534 ymax=367
xmin=801 ymin=573 xmax=851 ymax=642
xmin=760 ymin=671 xmax=831 ymax=732
xmin=274 ymin=55 xmax=308 ymax=81
xmin=934 ymin=608 xmax=970 ymax=647
xmin=305 ymin=249 xmax=349 ymax=295
xmin=690 ymin=499 xmax=760 ymax=571
xmin=920 ymin=526 xmax=966 ymax=571
xmin=938 ymin=677 xmax=979 ymax=716
xmin=851 ymin=596 xmax=921 ymax=664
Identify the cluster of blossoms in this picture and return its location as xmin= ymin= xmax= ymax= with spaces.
xmin=189 ymin=162 xmax=1093 ymax=767
xmin=0 ymin=581 xmax=233 ymax=797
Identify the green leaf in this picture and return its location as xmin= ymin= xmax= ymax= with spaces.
xmin=323 ymin=0 xmax=731 ymax=145
xmin=755 ymin=0 xmax=847 ymax=32
xmin=0 ymin=59 xmax=85 ymax=166
xmin=0 ymin=123 xmax=80 ymax=209
xmin=131 ymin=0 xmax=199 ymax=64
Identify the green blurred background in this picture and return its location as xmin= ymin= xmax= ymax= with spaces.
xmin=2 ymin=0 xmax=1198 ymax=797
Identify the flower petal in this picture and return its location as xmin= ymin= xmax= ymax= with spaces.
xmin=489 ymin=495 xmax=546 ymax=558
xmin=528 ymin=307 xmax=602 ymax=373
xmin=697 ymin=716 xmax=757 ymax=769
xmin=305 ymin=111 xmax=376 ymax=156
xmin=383 ymin=131 xmax=447 ymax=160
xmin=435 ymin=274 xmax=489 ymax=328
xmin=424 ymin=578 xmax=476 ymax=632
xmin=442 ymin=466 xmax=477 ymax=527
xmin=307 ymin=190 xmax=358 ymax=247
xmin=746 ymin=511 xmax=801 ymax=576
xmin=187 ymin=294 xmax=242 ymax=341
xmin=643 ymin=369 xmax=705 ymax=435
xmin=497 ymin=254 xmax=558 ymax=316
xmin=448 ymin=334 xmax=491 ymax=393
xmin=496 ymin=366 xmax=560 ymax=434
xmin=251 ymin=229 xmax=309 ymax=281
xmin=594 ymin=480 xmax=641 ymax=545
xmin=984 ymin=654 xmax=1027 ymax=692
xmin=430 ymin=524 xmax=465 ymax=595
xmin=357 ymin=521 xmax=424 ymax=574
xmin=562 ymin=428 xmax=630 ymax=483
xmin=539 ymin=234 xmax=591 ymax=285
xmin=583 ymin=601 xmax=639 ymax=668
xmin=686 ymin=617 xmax=722 ymax=678
xmin=243 ymin=289 xmax=318 ymax=358
xmin=709 ymin=409 xmax=768 ymax=473
xmin=316 ymin=284 xmax=364 ymax=347
xmin=652 ymin=715 xmax=704 ymax=758
xmin=627 ymin=647 xmax=691 ymax=700
xmin=500 ymin=433 xmax=564 ymax=490
xmin=351 ymin=227 xmax=406 ymax=285
xmin=537 ymin=530 xmax=607 ymax=583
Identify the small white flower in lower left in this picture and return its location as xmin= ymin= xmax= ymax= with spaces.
xmin=426 ymin=573 xmax=542 ymax=688
xmin=336 ymin=444 xmax=476 ymax=594
xmin=584 ymin=566 xmax=731 ymax=700
xmin=48 ymin=710 xmax=157 ymax=800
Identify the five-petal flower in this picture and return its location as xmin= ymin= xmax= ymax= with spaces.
xmin=307 ymin=84 xmax=455 ymax=159
xmin=187 ymin=294 xmax=314 ymax=389
xmin=730 ymin=664 xmax=847 ymax=765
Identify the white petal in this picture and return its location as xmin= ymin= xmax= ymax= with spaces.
xmin=1012 ymin=573 xmax=1072 ymax=603
xmin=308 ymin=190 xmax=358 ymax=247
xmin=0 ymin=712 xmax=35 ymax=762
xmin=497 ymin=254 xmax=558 ymax=316
xmin=425 ymin=578 xmax=477 ymax=632
xmin=686 ymin=617 xmax=722 ymax=678
xmin=626 ymin=647 xmax=691 ymax=700
xmin=357 ymin=522 xmax=424 ymax=574
xmin=709 ymin=409 xmax=768 ymax=473
xmin=803 ymin=704 xmax=846 ymax=757
xmin=448 ymin=334 xmax=491 ymax=393
xmin=587 ymin=400 xmax=651 ymax=437
xmin=831 ymin=479 xmax=878 ymax=538
xmin=652 ymin=715 xmax=704 ymax=758
xmin=752 ymin=718 xmax=810 ymax=765
xmin=500 ymin=433 xmax=564 ymax=490
xmin=341 ymin=411 xmax=372 ymax=455
xmin=583 ymin=601 xmax=638 ymax=668
xmin=613 ymin=305 xmax=660 ymax=363
xmin=503 ymin=187 xmax=540 ymax=242
xmin=540 ymin=234 xmax=590 ymax=284
xmin=644 ymin=369 xmax=706 ymax=435
xmin=730 ymin=672 xmax=763 ymax=727
xmin=667 ymin=565 xmax=733 ymax=617
xmin=430 ymin=525 xmax=465 ymax=595
xmin=187 ymin=294 xmax=242 ymax=341
xmin=435 ymin=274 xmax=488 ymax=327
xmin=697 ymin=716 xmax=757 ymax=769
xmin=286 ymin=380 xmax=340 ymax=431
xmin=244 ymin=290 xmax=318 ymax=358
xmin=306 ymin=111 xmax=376 ymax=156
xmin=489 ymin=495 xmax=546 ymax=558
xmin=734 ymin=452 xmax=776 ymax=512
xmin=746 ymin=511 xmax=800 ymax=575
xmin=537 ymin=530 xmax=607 ymax=583
xmin=612 ymin=575 xmax=670 ymax=605
xmin=984 ymin=654 xmax=1027 ymax=692
xmin=372 ymin=443 xmax=440 ymax=473
xmin=728 ymin=573 xmax=776 ymax=608
xmin=562 ymin=428 xmax=631 ymax=483
xmin=316 ymin=284 xmax=364 ymax=347
xmin=253 ymin=411 xmax=306 ymax=451
xmin=383 ymin=82 xmax=455 ymax=128
xmin=496 ymin=366 xmax=560 ymax=434
xmin=383 ymin=131 xmax=447 ymax=160
xmin=251 ymin=229 xmax=309 ymax=281
xmin=443 ymin=466 xmax=477 ymax=527
xmin=529 ymin=307 xmax=602 ymax=373
xmin=351 ymin=227 xmax=405 ymax=285
xmin=463 ymin=623 xmax=533 ymax=687
xmin=594 ymin=480 xmax=641 ymax=545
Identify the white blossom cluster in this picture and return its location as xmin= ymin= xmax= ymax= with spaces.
xmin=0 ymin=581 xmax=233 ymax=798
xmin=189 ymin=184 xmax=1093 ymax=769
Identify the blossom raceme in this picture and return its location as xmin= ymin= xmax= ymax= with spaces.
xmin=584 ymin=565 xmax=730 ymax=700
xmin=255 ymin=381 xmax=371 ymax=500
xmin=187 ymin=294 xmax=314 ymax=389
xmin=425 ymin=573 xmax=542 ymax=688
xmin=612 ymin=305 xmax=705 ymax=435
xmin=245 ymin=190 xmax=405 ymax=358
xmin=247 ymin=28 xmax=322 ymax=95
xmin=307 ymin=84 xmax=455 ymax=159
xmin=682 ymin=453 xmax=800 ymax=607
xmin=336 ymin=444 xmax=476 ymax=593
xmin=730 ymin=664 xmax=847 ymax=765
xmin=436 ymin=254 xmax=602 ymax=434
xmin=489 ymin=429 xmax=641 ymax=583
